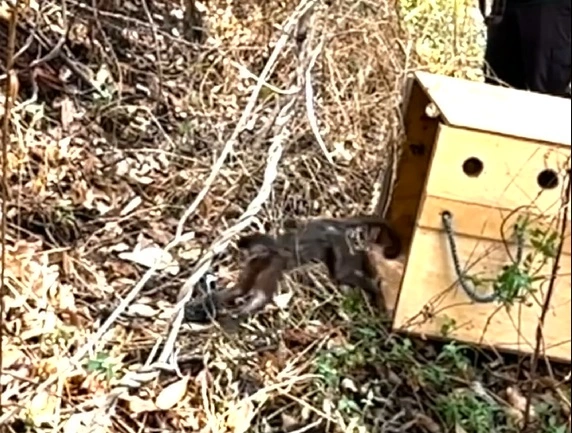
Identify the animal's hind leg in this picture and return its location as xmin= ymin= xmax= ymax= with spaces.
xmin=324 ymin=237 xmax=352 ymax=279
xmin=337 ymin=267 xmax=382 ymax=307
xmin=328 ymin=244 xmax=382 ymax=307
xmin=225 ymin=281 xmax=275 ymax=329
xmin=184 ymin=256 xmax=269 ymax=323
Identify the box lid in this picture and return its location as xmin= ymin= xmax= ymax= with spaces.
xmin=412 ymin=71 xmax=571 ymax=147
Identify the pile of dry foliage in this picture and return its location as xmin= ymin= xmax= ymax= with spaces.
xmin=0 ymin=0 xmax=569 ymax=432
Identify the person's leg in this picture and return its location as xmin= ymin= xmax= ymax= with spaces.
xmin=517 ymin=1 xmax=572 ymax=97
xmin=484 ymin=10 xmax=526 ymax=89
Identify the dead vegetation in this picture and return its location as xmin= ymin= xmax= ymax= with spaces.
xmin=0 ymin=0 xmax=570 ymax=432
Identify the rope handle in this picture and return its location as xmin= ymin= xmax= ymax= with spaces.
xmin=441 ymin=210 xmax=524 ymax=303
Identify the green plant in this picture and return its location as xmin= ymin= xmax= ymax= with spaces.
xmin=417 ymin=363 xmax=450 ymax=388
xmin=338 ymin=395 xmax=361 ymax=415
xmin=84 ymin=352 xmax=122 ymax=381
xmin=465 ymin=217 xmax=560 ymax=307
xmin=436 ymin=341 xmax=471 ymax=372
xmin=502 ymin=217 xmax=558 ymax=305
xmin=535 ymin=402 xmax=570 ymax=433
xmin=316 ymin=344 xmax=368 ymax=388
xmin=435 ymin=389 xmax=516 ymax=433
xmin=440 ymin=316 xmax=457 ymax=337
xmin=316 ymin=351 xmax=344 ymax=388
xmin=341 ymin=290 xmax=368 ymax=316
xmin=415 ymin=342 xmax=472 ymax=389
xmin=385 ymin=337 xmax=415 ymax=364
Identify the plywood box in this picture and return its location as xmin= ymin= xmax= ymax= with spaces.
xmin=377 ymin=71 xmax=571 ymax=362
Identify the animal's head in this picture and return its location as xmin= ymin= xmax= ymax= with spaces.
xmin=236 ymin=233 xmax=278 ymax=251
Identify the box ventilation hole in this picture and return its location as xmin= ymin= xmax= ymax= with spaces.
xmin=462 ymin=157 xmax=483 ymax=177
xmin=537 ymin=169 xmax=559 ymax=190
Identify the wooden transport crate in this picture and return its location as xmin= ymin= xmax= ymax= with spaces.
xmin=376 ymin=71 xmax=571 ymax=362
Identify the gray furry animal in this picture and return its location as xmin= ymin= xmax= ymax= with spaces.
xmin=184 ymin=215 xmax=401 ymax=324
xmin=183 ymin=243 xmax=288 ymax=324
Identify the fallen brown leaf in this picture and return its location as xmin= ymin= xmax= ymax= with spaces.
xmin=155 ymin=375 xmax=189 ymax=410
xmin=127 ymin=395 xmax=158 ymax=414
xmin=27 ymin=388 xmax=59 ymax=427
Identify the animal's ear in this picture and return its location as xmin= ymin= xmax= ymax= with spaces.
xmin=236 ymin=234 xmax=260 ymax=249
xmin=369 ymin=225 xmax=402 ymax=259
xmin=237 ymin=233 xmax=278 ymax=250
xmin=236 ymin=235 xmax=252 ymax=249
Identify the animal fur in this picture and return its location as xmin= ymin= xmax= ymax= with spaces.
xmin=184 ymin=215 xmax=401 ymax=324
xmin=183 ymin=243 xmax=288 ymax=325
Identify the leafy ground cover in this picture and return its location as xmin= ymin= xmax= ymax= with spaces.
xmin=0 ymin=0 xmax=569 ymax=432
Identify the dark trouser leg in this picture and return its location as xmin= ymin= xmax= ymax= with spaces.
xmin=517 ymin=1 xmax=571 ymax=97
xmin=484 ymin=10 xmax=526 ymax=89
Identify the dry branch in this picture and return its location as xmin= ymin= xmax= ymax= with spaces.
xmin=174 ymin=0 xmax=319 ymax=241
xmin=0 ymin=2 xmax=18 ymax=422
xmin=31 ymin=1 xmax=322 ymax=430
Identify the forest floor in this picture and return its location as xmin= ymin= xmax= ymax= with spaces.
xmin=0 ymin=0 xmax=570 ymax=432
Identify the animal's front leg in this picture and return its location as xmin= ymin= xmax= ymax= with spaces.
xmin=230 ymin=260 xmax=283 ymax=323
xmin=237 ymin=289 xmax=273 ymax=316
xmin=351 ymin=272 xmax=384 ymax=309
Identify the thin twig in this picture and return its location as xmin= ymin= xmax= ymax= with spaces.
xmin=304 ymin=35 xmax=335 ymax=165
xmin=140 ymin=0 xmax=164 ymax=101
xmin=524 ymin=169 xmax=572 ymax=427
xmin=80 ymin=99 xmax=292 ymax=433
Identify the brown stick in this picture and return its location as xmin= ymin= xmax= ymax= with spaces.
xmin=523 ymin=169 xmax=572 ymax=427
